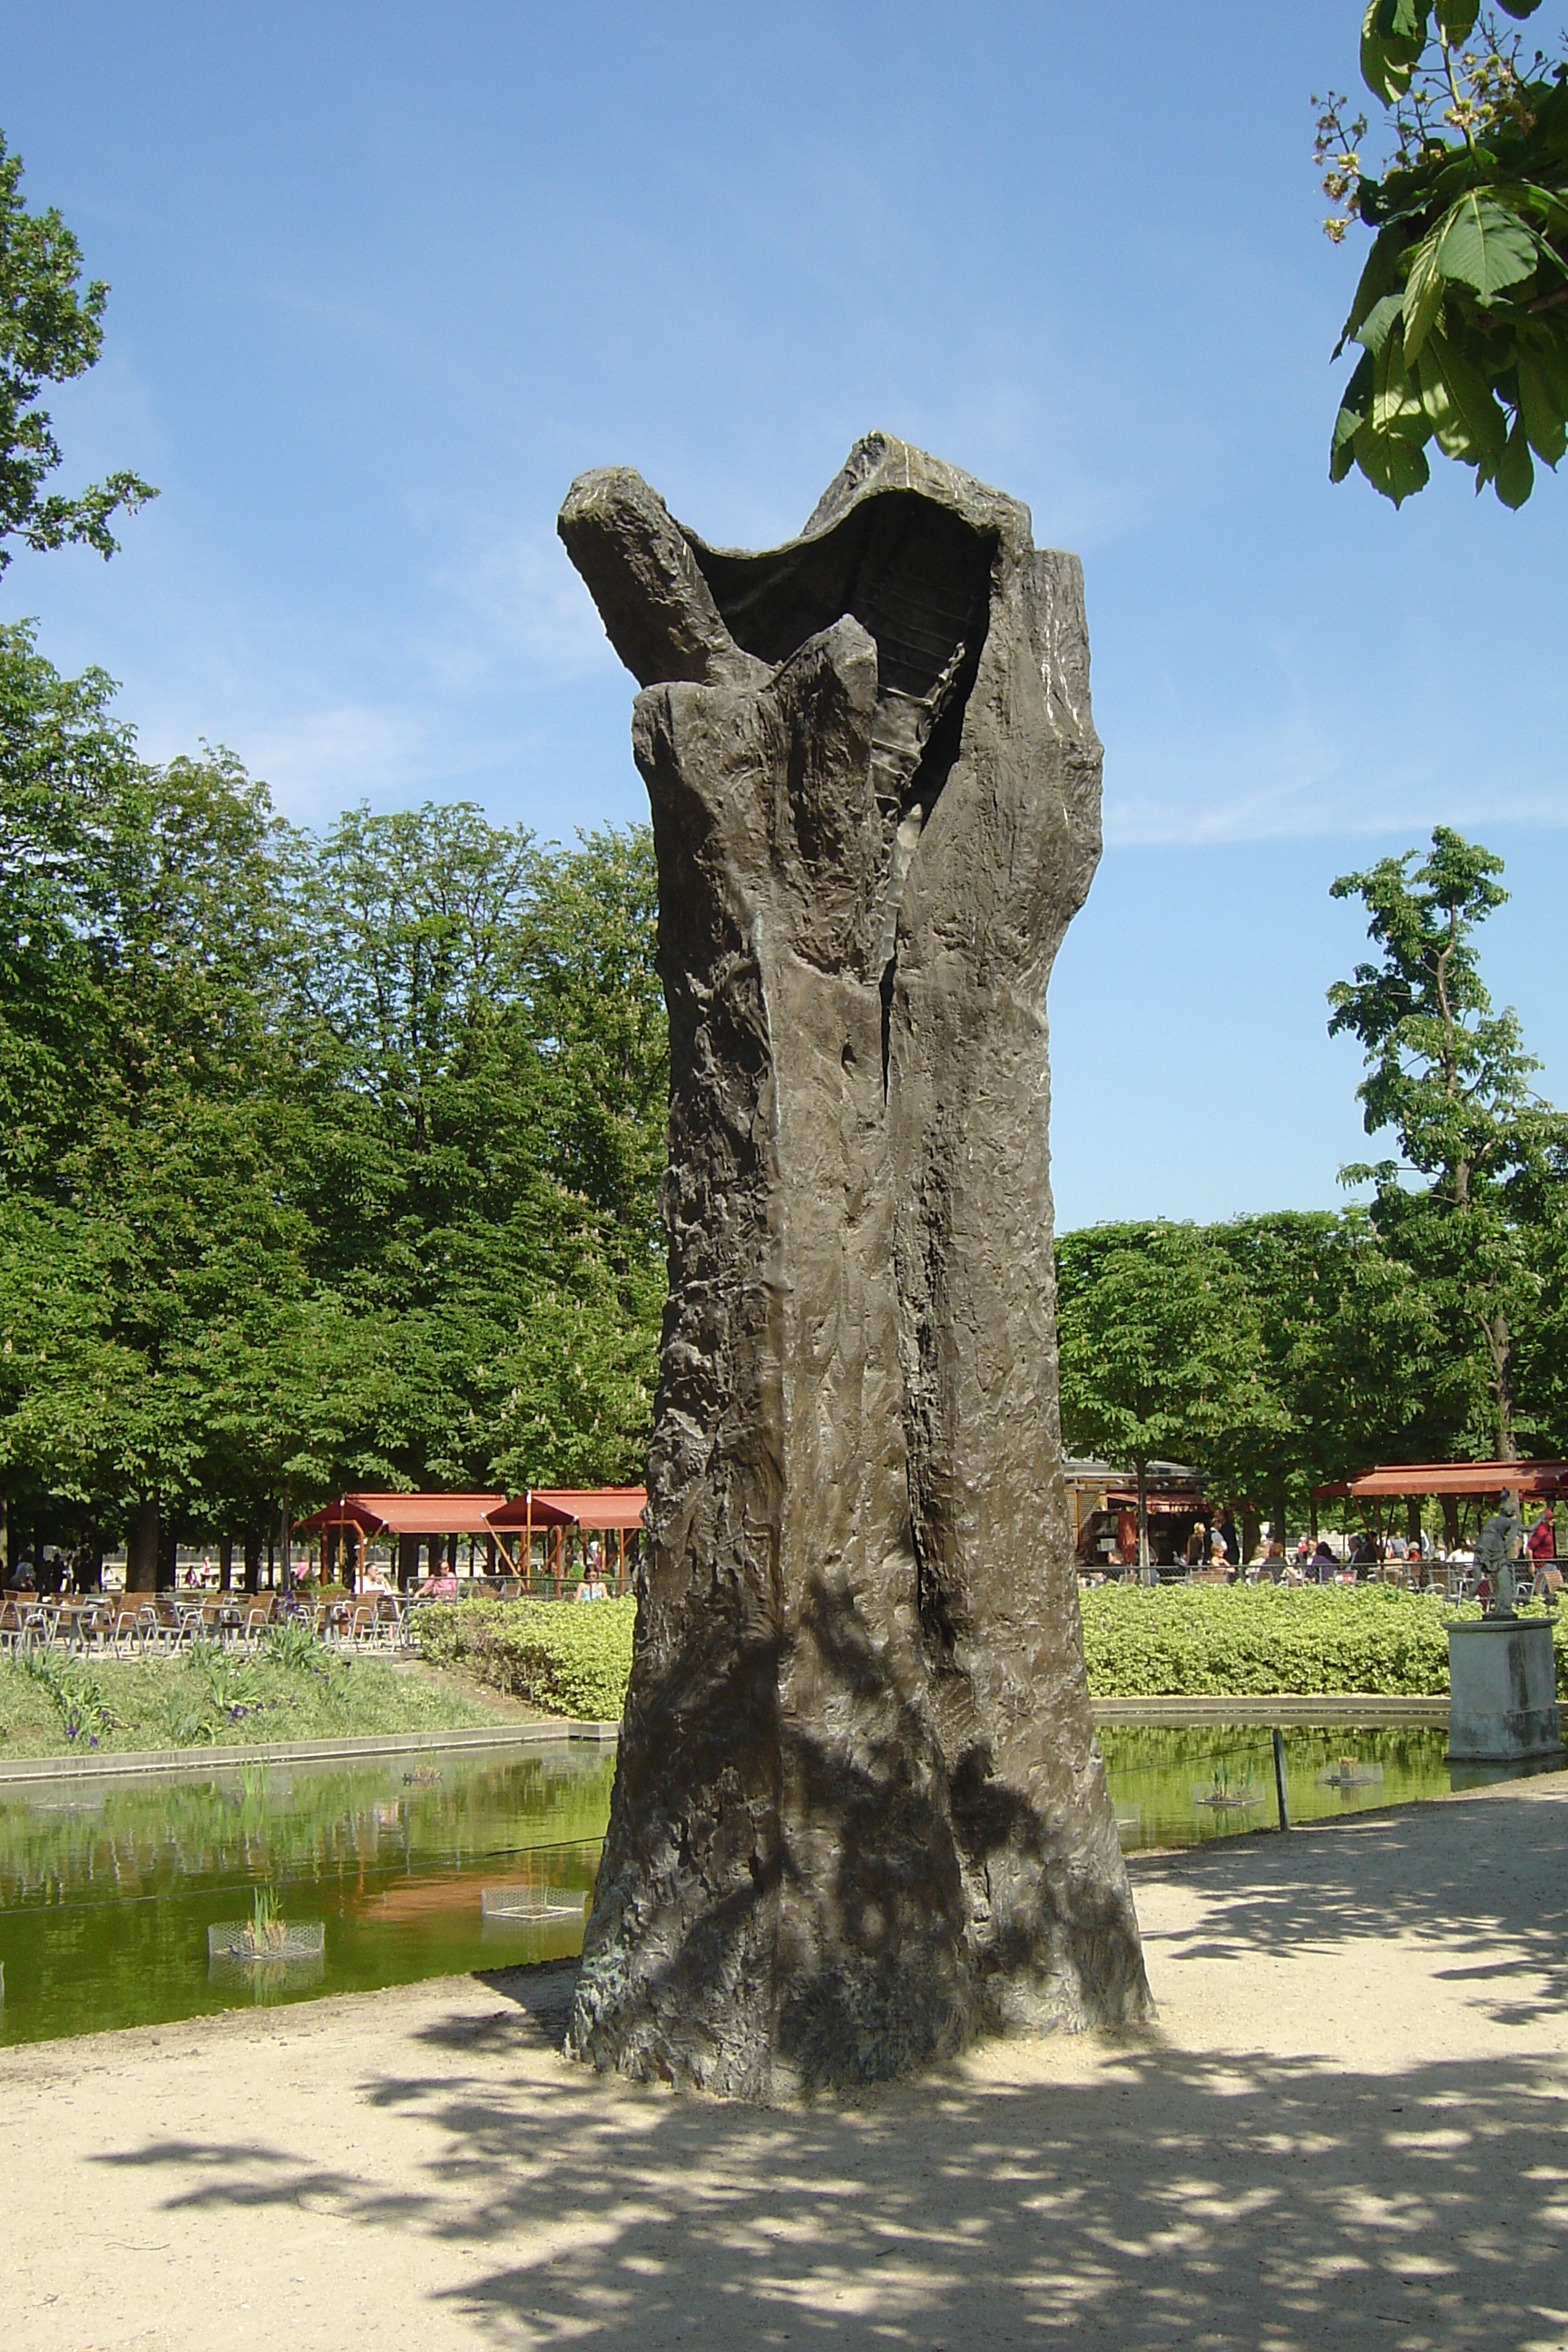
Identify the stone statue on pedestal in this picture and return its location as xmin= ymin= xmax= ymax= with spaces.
xmin=1475 ymin=1491 xmax=1524 ymax=1616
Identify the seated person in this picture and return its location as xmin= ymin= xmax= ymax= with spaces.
xmin=412 ymin=1566 xmax=459 ymax=1602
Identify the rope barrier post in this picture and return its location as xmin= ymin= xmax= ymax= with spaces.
xmin=1272 ymin=1727 xmax=1290 ymax=1832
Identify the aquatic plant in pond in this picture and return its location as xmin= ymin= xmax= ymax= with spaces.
xmin=1193 ymin=1756 xmax=1262 ymax=1812
xmin=250 ymin=1883 xmax=281 ymax=1945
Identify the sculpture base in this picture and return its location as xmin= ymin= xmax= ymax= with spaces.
xmin=1446 ymin=1617 xmax=1563 ymax=1764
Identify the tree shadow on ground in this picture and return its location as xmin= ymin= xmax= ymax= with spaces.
xmin=92 ymin=1790 xmax=1568 ymax=2352
xmin=1132 ymin=1780 xmax=1568 ymax=2027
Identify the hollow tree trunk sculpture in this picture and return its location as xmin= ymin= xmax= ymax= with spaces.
xmin=559 ymin=434 xmax=1151 ymax=2097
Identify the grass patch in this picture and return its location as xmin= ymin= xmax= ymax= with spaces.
xmin=0 ymin=1637 xmax=500 ymax=1759
xmin=1080 ymin=1583 xmax=1568 ymax=1699
xmin=409 ymin=1596 xmax=634 ymax=1721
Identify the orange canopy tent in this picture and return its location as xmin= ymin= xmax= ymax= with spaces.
xmin=1313 ymin=1461 xmax=1568 ymax=1501
xmin=292 ymin=1492 xmax=506 ymax=1588
xmin=486 ymin=1488 xmax=648 ymax=1590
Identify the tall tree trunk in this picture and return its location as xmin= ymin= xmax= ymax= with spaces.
xmin=1406 ymin=1497 xmax=1423 ymax=1547
xmin=398 ymin=1534 xmax=419 ymax=1590
xmin=243 ymin=1527 xmax=261 ymax=1595
xmin=1492 ymin=1308 xmax=1516 ymax=1461
xmin=156 ymin=1515 xmax=177 ymax=1591
xmin=1240 ymin=1501 xmax=1261 ymax=1567
xmin=558 ymin=438 xmax=1151 ymax=2094
xmin=126 ymin=1498 xmax=160 ymax=1594
xmin=219 ymin=1536 xmax=233 ymax=1593
xmin=1136 ymin=1456 xmax=1152 ymax=1582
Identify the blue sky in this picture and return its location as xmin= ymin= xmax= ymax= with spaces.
xmin=6 ymin=1 xmax=1567 ymax=1230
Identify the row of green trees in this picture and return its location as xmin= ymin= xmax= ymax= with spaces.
xmin=1058 ymin=830 xmax=1568 ymax=1563
xmin=0 ymin=623 xmax=667 ymax=1582
xmin=7 ymin=615 xmax=1564 ymax=1583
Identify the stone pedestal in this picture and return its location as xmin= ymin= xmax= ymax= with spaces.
xmin=1446 ymin=1617 xmax=1563 ymax=1763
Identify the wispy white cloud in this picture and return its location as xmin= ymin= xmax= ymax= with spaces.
xmin=242 ymin=702 xmax=431 ymax=824
xmin=423 ymin=524 xmax=616 ymax=692
xmin=1105 ymin=706 xmax=1568 ymax=848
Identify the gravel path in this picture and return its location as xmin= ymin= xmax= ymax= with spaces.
xmin=5 ymin=1773 xmax=1566 ymax=2351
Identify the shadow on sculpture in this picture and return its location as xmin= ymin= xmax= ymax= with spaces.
xmin=558 ymin=433 xmax=1152 ymax=2098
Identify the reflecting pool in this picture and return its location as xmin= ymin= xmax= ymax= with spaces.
xmin=1099 ymin=1721 xmax=1524 ymax=1852
xmin=0 ymin=1723 xmax=1553 ymax=2046
xmin=0 ymin=1743 xmax=612 ymax=2046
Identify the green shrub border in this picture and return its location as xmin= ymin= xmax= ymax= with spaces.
xmin=1080 ymin=1583 xmax=1566 ymax=1700
xmin=407 ymin=1585 xmax=1565 ymax=1720
xmin=410 ymin=1595 xmax=635 ymax=1721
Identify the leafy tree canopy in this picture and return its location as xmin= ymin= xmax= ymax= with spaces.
xmin=1056 ymin=1223 xmax=1278 ymax=1566
xmin=0 ymin=132 xmax=155 ymax=568
xmin=1317 ymin=2 xmax=1568 ymax=505
xmin=1328 ymin=826 xmax=1568 ymax=1455
xmin=0 ymin=635 xmax=667 ymax=1565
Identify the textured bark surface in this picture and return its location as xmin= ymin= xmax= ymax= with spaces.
xmin=559 ymin=434 xmax=1151 ymax=2098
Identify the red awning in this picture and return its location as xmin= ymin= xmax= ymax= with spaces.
xmin=294 ymin=1493 xmax=505 ymax=1538
xmin=292 ymin=1498 xmax=387 ymax=1537
xmin=487 ymin=1487 xmax=648 ymax=1533
xmin=1313 ymin=1461 xmax=1568 ymax=1502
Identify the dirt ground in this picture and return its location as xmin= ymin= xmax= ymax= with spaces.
xmin=5 ymin=1775 xmax=1566 ymax=2352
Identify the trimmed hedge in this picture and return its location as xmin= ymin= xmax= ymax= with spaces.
xmin=1079 ymin=1583 xmax=1568 ymax=1700
xmin=407 ymin=1585 xmax=1567 ymax=1720
xmin=410 ymin=1595 xmax=635 ymax=1721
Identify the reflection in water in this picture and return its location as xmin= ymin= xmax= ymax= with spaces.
xmin=0 ymin=1723 xmax=1553 ymax=2048
xmin=0 ymin=1744 xmax=614 ymax=2046
xmin=1099 ymin=1722 xmax=1546 ymax=1853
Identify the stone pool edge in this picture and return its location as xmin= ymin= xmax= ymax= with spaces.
xmin=0 ymin=1719 xmax=620 ymax=1786
xmin=0 ymin=1697 xmax=1452 ymax=1785
xmin=1092 ymin=1695 xmax=1448 ymax=1728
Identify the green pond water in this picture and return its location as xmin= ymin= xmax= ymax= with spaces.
xmin=0 ymin=1743 xmax=614 ymax=2047
xmin=1098 ymin=1722 xmax=1494 ymax=1851
xmin=0 ymin=1724 xmax=1544 ymax=2046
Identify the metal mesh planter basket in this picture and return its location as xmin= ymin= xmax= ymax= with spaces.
xmin=208 ymin=1920 xmax=326 ymax=1967
xmin=1316 ymin=1759 xmax=1385 ymax=1789
xmin=480 ymin=1885 xmax=589 ymax=1924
